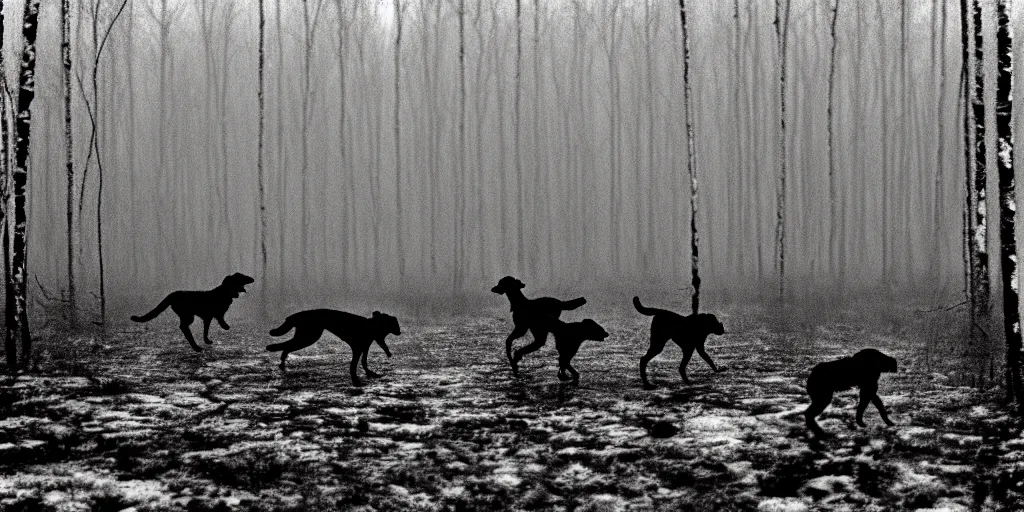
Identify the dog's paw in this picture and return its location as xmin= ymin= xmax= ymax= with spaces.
xmin=365 ymin=370 xmax=381 ymax=378
xmin=642 ymin=382 xmax=657 ymax=390
xmin=223 ymin=324 xmax=231 ymax=330
xmin=883 ymin=419 xmax=896 ymax=427
xmin=558 ymin=372 xmax=571 ymax=382
xmin=204 ymin=339 xmax=213 ymax=345
xmin=352 ymin=380 xmax=364 ymax=387
xmin=854 ymin=421 xmax=867 ymax=429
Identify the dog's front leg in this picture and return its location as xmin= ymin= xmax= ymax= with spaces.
xmin=350 ymin=352 xmax=363 ymax=387
xmin=679 ymin=348 xmax=694 ymax=385
xmin=871 ymin=394 xmax=895 ymax=426
xmin=696 ymin=346 xmax=720 ymax=372
xmin=855 ymin=388 xmax=874 ymax=428
xmin=362 ymin=347 xmax=380 ymax=378
xmin=202 ymin=318 xmax=214 ymax=344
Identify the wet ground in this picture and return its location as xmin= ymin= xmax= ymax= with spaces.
xmin=1 ymin=307 xmax=1021 ymax=511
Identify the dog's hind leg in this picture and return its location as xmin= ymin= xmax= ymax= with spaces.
xmin=804 ymin=392 xmax=832 ymax=438
xmin=639 ymin=336 xmax=667 ymax=389
xmin=216 ymin=316 xmax=230 ymax=330
xmin=275 ymin=329 xmax=322 ymax=369
xmin=361 ymin=347 xmax=380 ymax=378
xmin=179 ymin=315 xmax=202 ymax=352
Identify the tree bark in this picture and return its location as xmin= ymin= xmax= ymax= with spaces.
xmin=257 ymin=0 xmax=267 ymax=309
xmin=971 ymin=0 xmax=990 ymax=330
xmin=62 ymin=0 xmax=75 ymax=329
xmin=994 ymin=0 xmax=1021 ymax=404
xmin=12 ymin=0 xmax=40 ymax=366
xmin=678 ymin=0 xmax=699 ymax=314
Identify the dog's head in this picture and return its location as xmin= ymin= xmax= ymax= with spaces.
xmin=579 ymin=319 xmax=609 ymax=342
xmin=371 ymin=311 xmax=401 ymax=358
xmin=853 ymin=348 xmax=898 ymax=373
xmin=491 ymin=276 xmax=525 ymax=295
xmin=221 ymin=273 xmax=255 ymax=298
xmin=697 ymin=313 xmax=725 ymax=336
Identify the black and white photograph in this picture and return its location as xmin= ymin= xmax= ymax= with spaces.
xmin=0 ymin=0 xmax=1023 ymax=509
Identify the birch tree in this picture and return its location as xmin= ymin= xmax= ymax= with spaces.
xmin=971 ymin=0 xmax=990 ymax=330
xmin=11 ymin=0 xmax=40 ymax=366
xmin=994 ymin=0 xmax=1021 ymax=404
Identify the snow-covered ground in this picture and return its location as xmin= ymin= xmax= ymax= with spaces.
xmin=1 ymin=307 xmax=1021 ymax=510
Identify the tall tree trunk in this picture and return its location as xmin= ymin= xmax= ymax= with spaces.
xmin=257 ymin=0 xmax=267 ymax=309
xmin=454 ymin=0 xmax=466 ymax=294
xmin=678 ymin=0 xmax=699 ymax=314
xmin=12 ymin=0 xmax=40 ymax=367
xmin=879 ymin=0 xmax=891 ymax=284
xmin=62 ymin=0 xmax=75 ymax=329
xmin=971 ymin=0 xmax=990 ymax=332
xmin=828 ymin=0 xmax=838 ymax=286
xmin=0 ymin=0 xmax=11 ymax=370
xmin=220 ymin=4 xmax=236 ymax=272
xmin=394 ymin=0 xmax=404 ymax=279
xmin=960 ymin=0 xmax=977 ymax=331
xmin=515 ymin=0 xmax=524 ymax=274
xmin=995 ymin=0 xmax=1021 ymax=404
xmin=932 ymin=0 xmax=948 ymax=287
xmin=775 ymin=0 xmax=791 ymax=298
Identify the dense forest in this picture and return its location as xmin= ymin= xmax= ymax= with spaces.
xmin=8 ymin=0 xmax=1003 ymax=301
xmin=0 ymin=0 xmax=1013 ymax=372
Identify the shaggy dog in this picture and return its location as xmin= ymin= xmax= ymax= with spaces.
xmin=633 ymin=296 xmax=725 ymax=389
xmin=804 ymin=348 xmax=898 ymax=438
xmin=491 ymin=276 xmax=586 ymax=375
xmin=131 ymin=273 xmax=255 ymax=352
xmin=266 ymin=309 xmax=401 ymax=387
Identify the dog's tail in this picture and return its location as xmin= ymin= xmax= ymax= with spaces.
xmin=561 ymin=297 xmax=586 ymax=311
xmin=632 ymin=296 xmax=659 ymax=316
xmin=130 ymin=294 xmax=174 ymax=322
xmin=268 ymin=316 xmax=295 ymax=337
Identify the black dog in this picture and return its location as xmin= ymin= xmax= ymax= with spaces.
xmin=804 ymin=348 xmax=898 ymax=438
xmin=491 ymin=276 xmax=586 ymax=375
xmin=540 ymin=316 xmax=609 ymax=382
xmin=266 ymin=309 xmax=400 ymax=387
xmin=633 ymin=296 xmax=724 ymax=388
xmin=131 ymin=273 xmax=255 ymax=352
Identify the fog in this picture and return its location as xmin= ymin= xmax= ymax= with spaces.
xmin=12 ymin=0 xmax=1016 ymax=315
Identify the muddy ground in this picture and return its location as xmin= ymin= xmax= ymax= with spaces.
xmin=1 ymin=304 xmax=1022 ymax=511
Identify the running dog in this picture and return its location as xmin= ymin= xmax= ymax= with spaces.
xmin=130 ymin=273 xmax=255 ymax=352
xmin=266 ymin=309 xmax=400 ymax=387
xmin=491 ymin=276 xmax=587 ymax=375
xmin=633 ymin=296 xmax=725 ymax=389
xmin=804 ymin=348 xmax=898 ymax=438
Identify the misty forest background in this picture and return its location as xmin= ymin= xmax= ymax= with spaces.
xmin=0 ymin=0 xmax=1021 ymax=384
